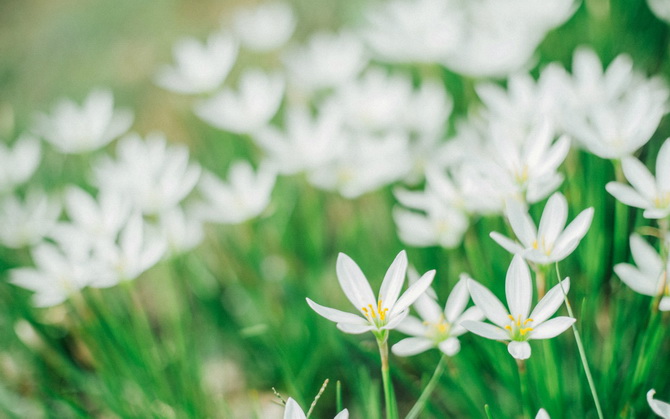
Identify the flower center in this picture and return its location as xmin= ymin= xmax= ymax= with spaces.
xmin=504 ymin=314 xmax=534 ymax=341
xmin=362 ymin=300 xmax=389 ymax=327
xmin=653 ymin=192 xmax=670 ymax=209
xmin=424 ymin=316 xmax=451 ymax=342
xmin=531 ymin=236 xmax=553 ymax=256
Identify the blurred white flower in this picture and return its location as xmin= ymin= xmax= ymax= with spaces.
xmin=195 ymin=161 xmax=276 ymax=224
xmin=253 ymin=105 xmax=344 ymax=175
xmin=94 ymin=133 xmax=201 ymax=215
xmin=283 ymin=31 xmax=368 ymax=93
xmin=606 ymin=139 xmax=670 ymax=219
xmin=363 ymin=0 xmax=462 ymax=63
xmin=63 ymin=186 xmax=131 ymax=242
xmin=402 ymin=79 xmax=452 ymax=139
xmin=155 ymin=32 xmax=238 ymax=94
xmin=648 ymin=389 xmax=670 ymax=418
xmin=462 ymin=255 xmax=575 ymax=360
xmin=536 ymin=408 xmax=551 ymax=419
xmin=156 ymin=206 xmax=204 ymax=255
xmin=0 ymin=135 xmax=41 ymax=191
xmin=33 ymin=89 xmax=133 ymax=154
xmin=232 ymin=3 xmax=295 ymax=52
xmin=308 ymin=132 xmax=411 ymax=199
xmin=0 ymin=190 xmax=60 ymax=248
xmin=614 ymin=234 xmax=670 ymax=311
xmin=392 ymin=274 xmax=483 ymax=356
xmin=649 ymin=0 xmax=670 ymax=23
xmin=307 ymin=251 xmax=435 ymax=335
xmin=283 ymin=397 xmax=348 ymax=419
xmin=490 ymin=193 xmax=594 ymax=265
xmin=195 ymin=69 xmax=285 ymax=134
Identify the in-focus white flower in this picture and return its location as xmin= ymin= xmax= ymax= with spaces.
xmin=155 ymin=32 xmax=238 ymax=94
xmin=283 ymin=397 xmax=348 ymax=419
xmin=648 ymin=0 xmax=670 ymax=23
xmin=490 ymin=193 xmax=594 ymax=265
xmin=195 ymin=161 xmax=276 ymax=224
xmin=606 ymin=139 xmax=670 ymax=219
xmin=462 ymin=255 xmax=575 ymax=360
xmin=195 ymin=69 xmax=285 ymax=134
xmin=94 ymin=133 xmax=201 ymax=215
xmin=232 ymin=3 xmax=295 ymax=52
xmin=392 ymin=274 xmax=483 ymax=356
xmin=648 ymin=389 xmax=670 ymax=418
xmin=307 ymin=251 xmax=435 ymax=335
xmin=0 ymin=190 xmax=61 ymax=248
xmin=614 ymin=234 xmax=670 ymax=311
xmin=253 ymin=105 xmax=344 ymax=175
xmin=283 ymin=31 xmax=368 ymax=93
xmin=63 ymin=186 xmax=131 ymax=242
xmin=33 ymin=89 xmax=133 ymax=154
xmin=0 ymin=135 xmax=41 ymax=191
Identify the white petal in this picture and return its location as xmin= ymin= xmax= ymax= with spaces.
xmin=529 ymin=316 xmax=575 ymax=339
xmin=553 ymin=207 xmax=594 ymax=260
xmin=508 ymin=341 xmax=531 ymax=359
xmin=505 ymin=198 xmax=537 ymax=247
xmin=490 ymin=232 xmax=525 ymax=255
xmin=630 ymin=234 xmax=664 ymax=275
xmin=337 ymin=323 xmax=375 ymax=334
xmin=614 ymin=264 xmax=658 ymax=296
xmin=284 ymin=398 xmax=306 ymax=419
xmin=529 ymin=278 xmax=570 ymax=325
xmin=336 ymin=253 xmax=376 ymax=311
xmin=413 ymin=292 xmax=443 ymax=324
xmin=657 ymin=140 xmax=670 ymax=191
xmin=444 ymin=275 xmax=470 ymax=323
xmin=382 ymin=309 xmax=409 ymax=330
xmin=334 ymin=409 xmax=349 ymax=419
xmin=647 ymin=390 xmax=670 ymax=419
xmin=622 ymin=157 xmax=657 ymax=200
xmin=606 ymin=182 xmax=650 ymax=209
xmin=390 ymin=269 xmax=435 ymax=317
xmin=395 ymin=315 xmax=427 ymax=336
xmin=506 ymin=255 xmax=532 ymax=320
xmin=391 ymin=337 xmax=434 ymax=357
xmin=379 ymin=250 xmax=408 ymax=309
xmin=659 ymin=297 xmax=670 ymax=311
xmin=306 ymin=298 xmax=369 ymax=325
xmin=467 ymin=279 xmax=510 ymax=328
xmin=438 ymin=337 xmax=460 ymax=356
xmin=536 ymin=408 xmax=550 ymax=419
xmin=537 ymin=193 xmax=568 ymax=247
xmin=451 ymin=306 xmax=485 ymax=336
xmin=461 ymin=320 xmax=509 ymax=340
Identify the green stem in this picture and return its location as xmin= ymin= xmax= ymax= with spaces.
xmin=377 ymin=336 xmax=399 ymax=419
xmin=405 ymin=354 xmax=447 ymax=419
xmin=554 ymin=264 xmax=604 ymax=419
xmin=517 ymin=360 xmax=531 ymax=419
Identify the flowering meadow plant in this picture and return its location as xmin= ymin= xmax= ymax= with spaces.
xmin=1 ymin=0 xmax=670 ymax=418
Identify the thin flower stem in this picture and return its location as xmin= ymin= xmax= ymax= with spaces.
xmin=336 ymin=380 xmax=343 ymax=413
xmin=405 ymin=354 xmax=447 ymax=419
xmin=516 ymin=360 xmax=531 ymax=419
xmin=484 ymin=404 xmax=494 ymax=419
xmin=377 ymin=337 xmax=399 ymax=419
xmin=554 ymin=263 xmax=604 ymax=419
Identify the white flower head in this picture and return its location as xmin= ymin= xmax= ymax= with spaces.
xmin=606 ymin=138 xmax=670 ymax=219
xmin=155 ymin=31 xmax=238 ymax=94
xmin=156 ymin=206 xmax=204 ymax=255
xmin=462 ymin=255 xmax=575 ymax=360
xmin=0 ymin=135 xmax=41 ymax=191
xmin=33 ymin=89 xmax=133 ymax=154
xmin=283 ymin=397 xmax=348 ymax=419
xmin=614 ymin=234 xmax=670 ymax=311
xmin=0 ymin=190 xmax=61 ymax=249
xmin=392 ymin=274 xmax=483 ymax=357
xmin=307 ymin=250 xmax=435 ymax=335
xmin=232 ymin=3 xmax=295 ymax=52
xmin=491 ymin=193 xmax=594 ymax=265
xmin=648 ymin=389 xmax=670 ymax=418
xmin=195 ymin=69 xmax=285 ymax=135
xmin=63 ymin=186 xmax=132 ymax=242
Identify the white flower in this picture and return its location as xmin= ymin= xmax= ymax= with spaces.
xmin=195 ymin=161 xmax=276 ymax=224
xmin=195 ymin=69 xmax=285 ymax=134
xmin=232 ymin=3 xmax=295 ymax=52
xmin=253 ymin=105 xmax=344 ymax=175
xmin=462 ymin=255 xmax=575 ymax=360
xmin=283 ymin=397 xmax=348 ymax=419
xmin=283 ymin=31 xmax=368 ymax=93
xmin=307 ymin=251 xmax=435 ymax=335
xmin=536 ymin=408 xmax=551 ymax=419
xmin=392 ymin=274 xmax=483 ymax=356
xmin=155 ymin=32 xmax=238 ymax=94
xmin=606 ymin=139 xmax=670 ymax=218
xmin=0 ymin=190 xmax=61 ymax=249
xmin=33 ymin=89 xmax=133 ymax=154
xmin=0 ymin=135 xmax=41 ymax=191
xmin=63 ymin=186 xmax=132 ymax=242
xmin=156 ymin=206 xmax=204 ymax=255
xmin=648 ymin=389 xmax=670 ymax=418
xmin=490 ymin=193 xmax=594 ymax=265
xmin=614 ymin=234 xmax=670 ymax=311
xmin=363 ymin=0 xmax=462 ymax=63
xmin=402 ymin=80 xmax=452 ymax=139
xmin=94 ymin=133 xmax=201 ymax=215
xmin=649 ymin=0 xmax=670 ymax=23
